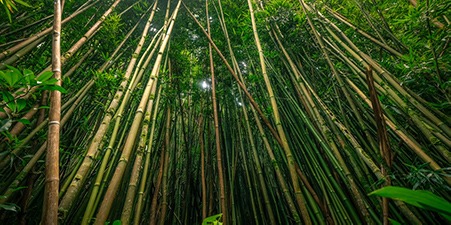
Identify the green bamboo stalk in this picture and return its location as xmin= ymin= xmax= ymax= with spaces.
xmin=247 ymin=0 xmax=309 ymax=223
xmin=93 ymin=2 xmax=181 ymax=223
xmin=59 ymin=1 xmax=159 ymax=216
xmin=132 ymin=85 xmax=162 ymax=225
xmin=0 ymin=0 xmax=98 ymax=61
xmin=206 ymin=1 xmax=227 ymax=223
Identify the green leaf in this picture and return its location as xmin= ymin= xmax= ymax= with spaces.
xmin=10 ymin=186 xmax=27 ymax=193
xmin=202 ymin=213 xmax=222 ymax=225
xmin=1 ymin=91 xmax=14 ymax=103
xmin=0 ymin=203 xmax=20 ymax=212
xmin=23 ymin=69 xmax=36 ymax=84
xmin=16 ymin=99 xmax=26 ymax=112
xmin=14 ymin=0 xmax=32 ymax=8
xmin=36 ymin=71 xmax=53 ymax=82
xmin=43 ymin=78 xmax=58 ymax=85
xmin=389 ymin=218 xmax=401 ymax=225
xmin=17 ymin=118 xmax=30 ymax=125
xmin=41 ymin=85 xmax=67 ymax=94
xmin=112 ymin=220 xmax=122 ymax=225
xmin=369 ymin=186 xmax=451 ymax=220
xmin=0 ymin=71 xmax=13 ymax=87
xmin=3 ymin=3 xmax=12 ymax=22
xmin=5 ymin=66 xmax=22 ymax=86
xmin=22 ymin=69 xmax=33 ymax=77
xmin=7 ymin=101 xmax=16 ymax=113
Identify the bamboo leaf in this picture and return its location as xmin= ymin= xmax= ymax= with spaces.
xmin=36 ymin=71 xmax=53 ymax=82
xmin=0 ymin=203 xmax=20 ymax=212
xmin=17 ymin=118 xmax=30 ymax=125
xmin=389 ymin=218 xmax=402 ymax=225
xmin=202 ymin=213 xmax=222 ymax=225
xmin=369 ymin=186 xmax=451 ymax=220
xmin=41 ymin=85 xmax=67 ymax=94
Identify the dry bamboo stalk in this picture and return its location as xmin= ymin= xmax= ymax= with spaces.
xmin=42 ymin=0 xmax=62 ymax=223
xmin=366 ymin=66 xmax=392 ymax=225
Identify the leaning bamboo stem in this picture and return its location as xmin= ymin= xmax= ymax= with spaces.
xmin=133 ymin=85 xmax=163 ymax=225
xmin=59 ymin=1 xmax=158 ymax=216
xmin=42 ymin=0 xmax=62 ymax=223
xmin=159 ymin=106 xmax=171 ymax=225
xmin=183 ymin=2 xmax=283 ymax=152
xmin=313 ymin=4 xmax=450 ymax=138
xmin=0 ymin=0 xmax=98 ymax=61
xmin=248 ymin=0 xmax=309 ymax=223
xmin=206 ymin=1 xmax=227 ymax=223
xmin=93 ymin=2 xmax=181 ymax=223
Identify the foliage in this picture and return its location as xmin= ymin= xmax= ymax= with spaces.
xmin=202 ymin=213 xmax=223 ymax=225
xmin=0 ymin=66 xmax=65 ymax=142
xmin=405 ymin=163 xmax=451 ymax=192
xmin=96 ymin=13 xmax=124 ymax=52
xmin=0 ymin=187 xmax=26 ymax=213
xmin=92 ymin=70 xmax=123 ymax=103
xmin=0 ymin=66 xmax=65 ymax=116
xmin=1 ymin=0 xmax=450 ymax=224
xmin=370 ymin=186 xmax=451 ymax=221
xmin=1 ymin=0 xmax=31 ymax=22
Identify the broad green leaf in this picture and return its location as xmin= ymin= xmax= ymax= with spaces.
xmin=36 ymin=71 xmax=53 ymax=82
xmin=1 ymin=91 xmax=14 ymax=103
xmin=43 ymin=78 xmax=58 ymax=85
xmin=17 ymin=118 xmax=30 ymax=125
xmin=5 ymin=66 xmax=22 ymax=86
xmin=202 ymin=213 xmax=222 ymax=225
xmin=0 ymin=71 xmax=13 ymax=86
xmin=23 ymin=69 xmax=35 ymax=84
xmin=22 ymin=69 xmax=33 ymax=77
xmin=7 ymin=101 xmax=16 ymax=113
xmin=112 ymin=220 xmax=122 ymax=225
xmin=41 ymin=85 xmax=67 ymax=94
xmin=389 ymin=218 xmax=401 ymax=225
xmin=369 ymin=186 xmax=451 ymax=220
xmin=16 ymin=99 xmax=26 ymax=112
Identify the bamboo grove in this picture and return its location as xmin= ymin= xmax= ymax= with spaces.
xmin=0 ymin=0 xmax=449 ymax=224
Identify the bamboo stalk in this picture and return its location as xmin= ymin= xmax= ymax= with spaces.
xmin=42 ymin=0 xmax=62 ymax=222
xmin=93 ymin=2 xmax=181 ymax=223
xmin=59 ymin=1 xmax=159 ymax=216
xmin=0 ymin=0 xmax=98 ymax=61
xmin=247 ymin=1 xmax=310 ymax=223
xmin=206 ymin=1 xmax=227 ymax=223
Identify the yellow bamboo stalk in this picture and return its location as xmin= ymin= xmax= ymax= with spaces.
xmin=247 ymin=0 xmax=310 ymax=223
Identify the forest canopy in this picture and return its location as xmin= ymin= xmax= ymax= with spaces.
xmin=0 ymin=0 xmax=449 ymax=224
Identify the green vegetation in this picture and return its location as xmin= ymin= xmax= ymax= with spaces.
xmin=370 ymin=186 xmax=451 ymax=221
xmin=0 ymin=0 xmax=449 ymax=224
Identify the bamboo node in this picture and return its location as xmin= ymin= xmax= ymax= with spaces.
xmin=49 ymin=121 xmax=60 ymax=126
